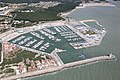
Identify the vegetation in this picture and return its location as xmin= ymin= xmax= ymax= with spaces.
xmin=0 ymin=50 xmax=36 ymax=66
xmin=0 ymin=50 xmax=47 ymax=67
xmin=12 ymin=2 xmax=79 ymax=22
xmin=3 ymin=68 xmax=14 ymax=73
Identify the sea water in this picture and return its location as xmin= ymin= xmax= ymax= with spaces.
xmin=27 ymin=6 xmax=120 ymax=80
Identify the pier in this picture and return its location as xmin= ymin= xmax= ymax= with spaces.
xmin=64 ymin=54 xmax=115 ymax=68
xmin=1 ymin=54 xmax=116 ymax=80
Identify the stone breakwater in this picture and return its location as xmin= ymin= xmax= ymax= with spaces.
xmin=1 ymin=54 xmax=116 ymax=80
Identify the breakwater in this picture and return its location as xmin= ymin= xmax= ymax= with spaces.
xmin=1 ymin=54 xmax=116 ymax=80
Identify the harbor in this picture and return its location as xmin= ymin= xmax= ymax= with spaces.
xmin=3 ymin=19 xmax=106 ymax=54
xmin=0 ymin=18 xmax=109 ymax=79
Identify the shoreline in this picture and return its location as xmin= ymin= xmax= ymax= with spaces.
xmin=24 ymin=56 xmax=117 ymax=80
xmin=76 ymin=2 xmax=116 ymax=8
xmin=60 ymin=2 xmax=116 ymax=17
xmin=1 ymin=54 xmax=116 ymax=80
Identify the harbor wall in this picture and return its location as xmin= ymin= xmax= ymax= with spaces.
xmin=1 ymin=54 xmax=115 ymax=80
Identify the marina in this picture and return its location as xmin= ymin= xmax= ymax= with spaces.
xmin=0 ymin=17 xmax=108 ymax=79
xmin=3 ymin=18 xmax=107 ymax=65
xmin=8 ymin=22 xmax=91 ymax=53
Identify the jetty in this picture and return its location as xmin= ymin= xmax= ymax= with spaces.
xmin=1 ymin=54 xmax=116 ymax=80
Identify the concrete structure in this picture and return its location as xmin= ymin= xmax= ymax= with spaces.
xmin=1 ymin=54 xmax=116 ymax=80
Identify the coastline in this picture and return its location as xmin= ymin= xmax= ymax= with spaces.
xmin=76 ymin=2 xmax=116 ymax=8
xmin=60 ymin=2 xmax=116 ymax=17
xmin=1 ymin=54 xmax=116 ymax=80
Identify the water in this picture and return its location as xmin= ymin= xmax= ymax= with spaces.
xmin=83 ymin=21 xmax=103 ymax=30
xmin=27 ymin=6 xmax=120 ymax=80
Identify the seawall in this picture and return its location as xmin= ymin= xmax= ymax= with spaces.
xmin=1 ymin=54 xmax=116 ymax=80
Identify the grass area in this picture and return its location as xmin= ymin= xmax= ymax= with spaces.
xmin=12 ymin=2 xmax=79 ymax=22
xmin=13 ymin=10 xmax=62 ymax=22
xmin=0 ymin=50 xmax=36 ymax=67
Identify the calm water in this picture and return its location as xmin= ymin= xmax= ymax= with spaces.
xmin=27 ymin=6 xmax=120 ymax=80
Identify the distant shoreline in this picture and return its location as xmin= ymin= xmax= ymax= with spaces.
xmin=60 ymin=2 xmax=116 ymax=17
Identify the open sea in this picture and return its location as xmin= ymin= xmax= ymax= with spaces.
xmin=27 ymin=5 xmax=120 ymax=80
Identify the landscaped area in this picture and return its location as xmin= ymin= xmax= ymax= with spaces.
xmin=0 ymin=50 xmax=37 ymax=67
xmin=0 ymin=50 xmax=36 ymax=76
